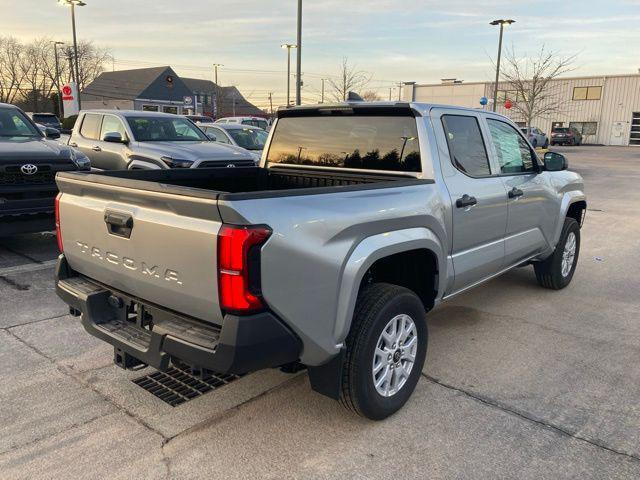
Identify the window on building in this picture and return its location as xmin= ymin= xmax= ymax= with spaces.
xmin=162 ymin=106 xmax=178 ymax=115
xmin=572 ymin=86 xmax=602 ymax=101
xmin=497 ymin=90 xmax=526 ymax=102
xmin=487 ymin=119 xmax=536 ymax=174
xmin=142 ymin=105 xmax=159 ymax=112
xmin=441 ymin=115 xmax=491 ymax=177
xmin=569 ymin=122 xmax=598 ymax=136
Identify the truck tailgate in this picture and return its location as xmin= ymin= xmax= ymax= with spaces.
xmin=56 ymin=173 xmax=224 ymax=324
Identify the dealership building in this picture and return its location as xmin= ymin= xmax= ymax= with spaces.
xmin=81 ymin=66 xmax=264 ymax=118
xmin=402 ymin=73 xmax=640 ymax=146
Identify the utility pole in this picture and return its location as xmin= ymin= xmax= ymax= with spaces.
xmin=389 ymin=87 xmax=392 ymax=101
xmin=295 ymin=0 xmax=302 ymax=105
xmin=268 ymin=92 xmax=273 ymax=114
xmin=321 ymin=78 xmax=325 ymax=103
xmin=397 ymin=82 xmax=403 ymax=101
xmin=490 ymin=19 xmax=515 ymax=112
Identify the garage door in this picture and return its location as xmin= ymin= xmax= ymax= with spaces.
xmin=631 ymin=112 xmax=640 ymax=146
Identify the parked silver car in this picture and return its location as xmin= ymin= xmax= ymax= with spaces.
xmin=67 ymin=110 xmax=255 ymax=169
xmin=520 ymin=127 xmax=549 ymax=148
xmin=200 ymin=123 xmax=268 ymax=162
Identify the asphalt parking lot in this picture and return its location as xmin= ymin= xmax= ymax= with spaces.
xmin=0 ymin=146 xmax=638 ymax=479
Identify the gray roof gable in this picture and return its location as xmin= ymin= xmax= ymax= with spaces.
xmin=82 ymin=66 xmax=193 ymax=102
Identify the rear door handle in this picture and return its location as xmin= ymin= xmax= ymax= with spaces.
xmin=508 ymin=187 xmax=524 ymax=199
xmin=455 ymin=194 xmax=477 ymax=208
xmin=92 ymin=145 xmax=102 ymax=152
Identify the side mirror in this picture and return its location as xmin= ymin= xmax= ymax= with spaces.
xmin=206 ymin=132 xmax=218 ymax=141
xmin=103 ymin=132 xmax=127 ymax=144
xmin=544 ymin=151 xmax=568 ymax=171
xmin=45 ymin=127 xmax=60 ymax=139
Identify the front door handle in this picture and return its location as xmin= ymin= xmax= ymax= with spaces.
xmin=68 ymin=142 xmax=78 ymax=147
xmin=456 ymin=194 xmax=478 ymax=208
xmin=92 ymin=145 xmax=102 ymax=152
xmin=508 ymin=187 xmax=524 ymax=199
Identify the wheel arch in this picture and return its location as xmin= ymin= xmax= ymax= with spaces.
xmin=333 ymin=227 xmax=445 ymax=345
xmin=552 ymin=193 xmax=586 ymax=247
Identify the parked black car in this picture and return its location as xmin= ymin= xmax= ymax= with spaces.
xmin=551 ymin=127 xmax=582 ymax=146
xmin=26 ymin=112 xmax=62 ymax=131
xmin=0 ymin=103 xmax=90 ymax=236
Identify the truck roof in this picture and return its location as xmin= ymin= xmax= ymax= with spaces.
xmin=78 ymin=109 xmax=180 ymax=118
xmin=277 ymin=101 xmax=511 ymax=120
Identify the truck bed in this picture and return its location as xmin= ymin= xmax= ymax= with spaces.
xmin=57 ymin=166 xmax=424 ymax=201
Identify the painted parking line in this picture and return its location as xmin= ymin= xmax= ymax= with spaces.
xmin=0 ymin=259 xmax=58 ymax=277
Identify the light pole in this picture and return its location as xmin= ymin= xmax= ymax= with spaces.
xmin=53 ymin=41 xmax=65 ymax=117
xmin=295 ymin=0 xmax=302 ymax=105
xmin=490 ymin=19 xmax=515 ymax=112
xmin=212 ymin=64 xmax=223 ymax=117
xmin=321 ymin=78 xmax=328 ymax=103
xmin=59 ymin=0 xmax=86 ymax=110
xmin=281 ymin=44 xmax=297 ymax=106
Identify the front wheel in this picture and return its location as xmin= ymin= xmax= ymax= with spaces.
xmin=534 ymin=218 xmax=580 ymax=289
xmin=340 ymin=283 xmax=427 ymax=420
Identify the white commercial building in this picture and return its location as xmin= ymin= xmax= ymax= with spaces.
xmin=403 ymin=74 xmax=640 ymax=146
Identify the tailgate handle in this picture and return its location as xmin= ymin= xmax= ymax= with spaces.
xmin=104 ymin=211 xmax=133 ymax=239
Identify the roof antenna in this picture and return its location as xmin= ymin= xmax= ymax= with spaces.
xmin=346 ymin=91 xmax=364 ymax=102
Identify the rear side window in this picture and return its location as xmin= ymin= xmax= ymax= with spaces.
xmin=80 ymin=114 xmax=102 ymax=140
xmin=267 ymin=115 xmax=421 ymax=172
xmin=441 ymin=115 xmax=491 ymax=176
xmin=487 ymin=119 xmax=536 ymax=174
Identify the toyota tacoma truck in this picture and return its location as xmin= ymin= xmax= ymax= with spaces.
xmin=54 ymin=102 xmax=586 ymax=420
xmin=0 ymin=103 xmax=90 ymax=236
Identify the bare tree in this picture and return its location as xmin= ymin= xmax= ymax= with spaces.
xmin=328 ymin=58 xmax=371 ymax=101
xmin=0 ymin=36 xmax=110 ymax=112
xmin=0 ymin=36 xmax=26 ymax=104
xmin=498 ymin=46 xmax=576 ymax=127
xmin=75 ymin=41 xmax=111 ymax=90
xmin=361 ymin=90 xmax=382 ymax=102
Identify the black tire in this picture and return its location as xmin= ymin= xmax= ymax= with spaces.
xmin=534 ymin=218 xmax=580 ymax=289
xmin=543 ymin=139 xmax=549 ymax=148
xmin=340 ymin=283 xmax=427 ymax=420
xmin=550 ymin=142 xmax=555 ymax=146
xmin=532 ymin=139 xmax=538 ymax=148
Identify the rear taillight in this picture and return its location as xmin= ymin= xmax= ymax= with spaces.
xmin=217 ymin=224 xmax=271 ymax=314
xmin=55 ymin=193 xmax=63 ymax=252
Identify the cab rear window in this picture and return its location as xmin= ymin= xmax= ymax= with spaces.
xmin=267 ymin=115 xmax=421 ymax=172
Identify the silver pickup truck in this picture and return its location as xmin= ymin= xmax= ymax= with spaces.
xmin=54 ymin=102 xmax=586 ymax=420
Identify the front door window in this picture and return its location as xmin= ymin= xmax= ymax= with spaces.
xmin=487 ymin=119 xmax=537 ymax=174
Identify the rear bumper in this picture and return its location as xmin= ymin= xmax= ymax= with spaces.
xmin=55 ymin=255 xmax=301 ymax=374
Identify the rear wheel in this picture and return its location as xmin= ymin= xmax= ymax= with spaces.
xmin=543 ymin=139 xmax=549 ymax=148
xmin=340 ymin=283 xmax=427 ymax=420
xmin=532 ymin=139 xmax=538 ymax=148
xmin=534 ymin=218 xmax=580 ymax=289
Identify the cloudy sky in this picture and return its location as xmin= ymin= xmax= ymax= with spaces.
xmin=3 ymin=0 xmax=639 ymax=109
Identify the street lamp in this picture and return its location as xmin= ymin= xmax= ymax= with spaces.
xmin=295 ymin=0 xmax=302 ymax=105
xmin=212 ymin=64 xmax=223 ymax=117
xmin=52 ymin=41 xmax=65 ymax=117
xmin=490 ymin=19 xmax=515 ymax=112
xmin=58 ymin=0 xmax=86 ymax=109
xmin=281 ymin=44 xmax=297 ymax=106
